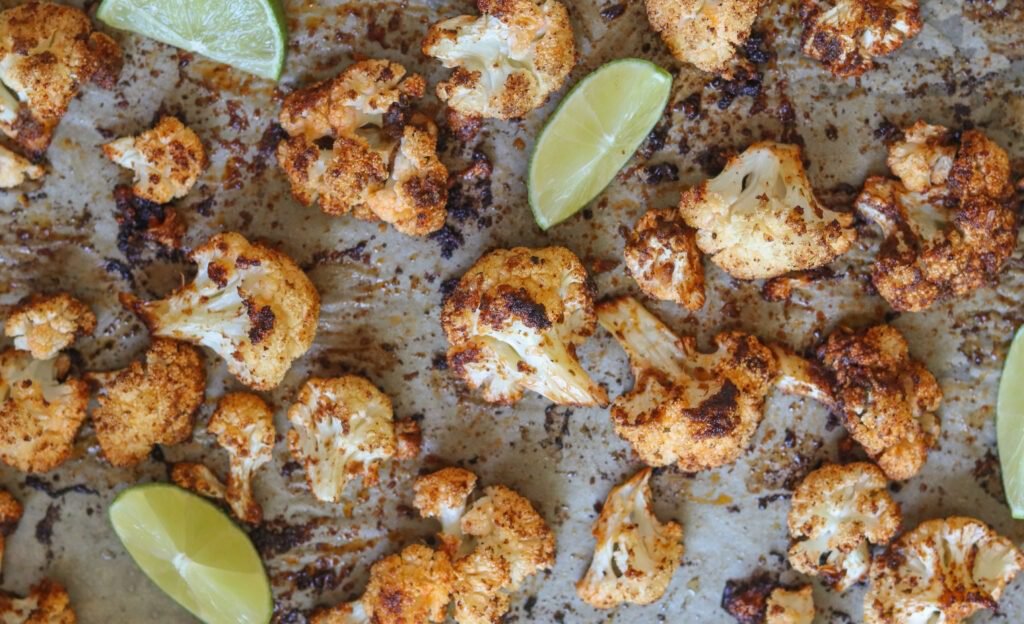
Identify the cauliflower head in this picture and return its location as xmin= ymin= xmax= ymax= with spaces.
xmin=277 ymin=60 xmax=447 ymax=236
xmin=766 ymin=585 xmax=815 ymax=624
xmin=596 ymin=296 xmax=778 ymax=472
xmin=0 ymin=350 xmax=88 ymax=473
xmin=122 ymin=232 xmax=320 ymax=390
xmin=0 ymin=143 xmax=43 ymax=188
xmin=678 ymin=142 xmax=856 ymax=280
xmin=800 ymin=0 xmax=922 ymax=77
xmin=0 ymin=1 xmax=122 ymax=157
xmin=0 ymin=489 xmax=22 ymax=578
xmin=576 ymin=468 xmax=684 ymax=608
xmin=5 ymin=292 xmax=96 ymax=360
xmin=856 ymin=126 xmax=1017 ymax=312
xmin=865 ymin=517 xmax=1024 ymax=623
xmin=645 ymin=0 xmax=765 ymax=75
xmin=414 ymin=467 xmax=479 ymax=556
xmin=286 ymin=375 xmax=400 ymax=503
xmin=442 ymin=246 xmax=607 ymax=406
xmin=102 ymin=116 xmax=208 ymax=204
xmin=0 ymin=579 xmax=75 ymax=624
xmin=171 ymin=462 xmax=227 ymax=500
xmin=422 ymin=0 xmax=576 ymax=120
xmin=787 ymin=462 xmax=901 ymax=591
xmin=624 ymin=208 xmax=706 ymax=311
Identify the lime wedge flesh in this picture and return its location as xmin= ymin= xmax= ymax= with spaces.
xmin=529 ymin=58 xmax=673 ymax=230
xmin=999 ymin=327 xmax=1024 ymax=519
xmin=97 ymin=0 xmax=287 ymax=80
xmin=109 ymin=484 xmax=273 ymax=624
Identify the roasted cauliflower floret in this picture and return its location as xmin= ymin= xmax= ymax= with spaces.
xmin=0 ymin=489 xmax=22 ymax=578
xmin=624 ymin=208 xmax=706 ymax=311
xmin=0 ymin=1 xmax=122 ymax=157
xmin=0 ymin=144 xmax=43 ymax=188
xmin=276 ymin=60 xmax=448 ymax=236
xmin=766 ymin=585 xmax=815 ymax=624
xmin=442 ymin=246 xmax=607 ymax=406
xmin=414 ymin=467 xmax=479 ymax=556
xmin=102 ymin=116 xmax=208 ymax=204
xmin=576 ymin=468 xmax=684 ymax=608
xmin=678 ymin=142 xmax=856 ymax=280
xmin=122 ymin=232 xmax=320 ymax=390
xmin=5 ymin=293 xmax=96 ymax=360
xmin=0 ymin=350 xmax=88 ymax=473
xmin=422 ymin=0 xmax=576 ymax=120
xmin=865 ymin=517 xmax=1024 ymax=623
xmin=0 ymin=579 xmax=75 ymax=624
xmin=800 ymin=0 xmax=922 ymax=77
xmin=787 ymin=463 xmax=901 ymax=591
xmin=856 ymin=126 xmax=1017 ymax=312
xmin=87 ymin=338 xmax=205 ymax=467
xmin=597 ymin=296 xmax=778 ymax=471
xmin=645 ymin=0 xmax=766 ymax=75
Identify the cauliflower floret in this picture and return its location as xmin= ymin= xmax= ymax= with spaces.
xmin=645 ymin=0 xmax=766 ymax=75
xmin=678 ymin=142 xmax=856 ymax=280
xmin=422 ymin=0 xmax=576 ymax=120
xmin=0 ymin=579 xmax=75 ymax=624
xmin=276 ymin=60 xmax=448 ymax=236
xmin=800 ymin=0 xmax=922 ymax=77
xmin=442 ymin=246 xmax=607 ymax=406
xmin=856 ymin=126 xmax=1017 ymax=312
xmin=121 ymin=232 xmax=320 ymax=390
xmin=0 ymin=2 xmax=122 ymax=157
xmin=865 ymin=517 xmax=1024 ymax=623
xmin=576 ymin=468 xmax=684 ymax=608
xmin=818 ymin=325 xmax=942 ymax=480
xmin=286 ymin=375 xmax=403 ymax=503
xmin=596 ymin=296 xmax=778 ymax=471
xmin=413 ymin=467 xmax=479 ymax=556
xmin=766 ymin=585 xmax=815 ymax=624
xmin=311 ymin=544 xmax=454 ymax=624
xmin=4 ymin=293 xmax=96 ymax=360
xmin=171 ymin=462 xmax=227 ymax=499
xmin=0 ymin=144 xmax=43 ymax=188
xmin=102 ymin=116 xmax=207 ymax=204
xmin=885 ymin=121 xmax=956 ymax=193
xmin=0 ymin=350 xmax=88 ymax=473
xmin=769 ymin=343 xmax=836 ymax=406
xmin=0 ymin=489 xmax=22 ymax=578
xmin=787 ymin=462 xmax=901 ymax=591
xmin=86 ymin=338 xmax=205 ymax=467
xmin=450 ymin=550 xmax=512 ymax=624
xmin=624 ymin=208 xmax=706 ymax=311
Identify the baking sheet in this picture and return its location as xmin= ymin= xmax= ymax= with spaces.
xmin=1 ymin=0 xmax=1023 ymax=621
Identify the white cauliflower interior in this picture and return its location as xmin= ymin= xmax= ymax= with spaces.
xmin=0 ymin=143 xmax=43 ymax=188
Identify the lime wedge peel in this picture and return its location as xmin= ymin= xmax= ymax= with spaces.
xmin=97 ymin=0 xmax=287 ymax=80
xmin=109 ymin=484 xmax=273 ymax=624
xmin=998 ymin=326 xmax=1024 ymax=519
xmin=528 ymin=58 xmax=673 ymax=230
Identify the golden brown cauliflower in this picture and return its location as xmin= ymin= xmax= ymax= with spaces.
xmin=276 ymin=60 xmax=447 ymax=236
xmin=0 ymin=489 xmax=22 ymax=578
xmin=766 ymin=585 xmax=815 ymax=624
xmin=645 ymin=0 xmax=766 ymax=75
xmin=800 ymin=0 xmax=922 ymax=77
xmin=122 ymin=232 xmax=320 ymax=390
xmin=678 ymin=142 xmax=856 ymax=280
xmin=422 ymin=0 xmax=576 ymax=120
xmin=787 ymin=463 xmax=901 ymax=591
xmin=0 ymin=579 xmax=75 ymax=624
xmin=865 ymin=517 xmax=1024 ymax=623
xmin=5 ymin=293 xmax=96 ymax=360
xmin=0 ymin=1 xmax=122 ymax=157
xmin=596 ymin=296 xmax=778 ymax=472
xmin=102 ymin=116 xmax=208 ymax=204
xmin=0 ymin=144 xmax=43 ymax=188
xmin=624 ymin=208 xmax=706 ymax=311
xmin=0 ymin=350 xmax=88 ymax=473
xmin=856 ymin=125 xmax=1017 ymax=312
xmin=413 ymin=466 xmax=479 ymax=557
xmin=86 ymin=338 xmax=205 ymax=467
xmin=576 ymin=468 xmax=684 ymax=608
xmin=442 ymin=246 xmax=607 ymax=406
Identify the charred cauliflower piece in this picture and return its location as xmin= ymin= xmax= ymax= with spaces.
xmin=787 ymin=462 xmax=901 ymax=591
xmin=0 ymin=144 xmax=43 ymax=188
xmin=414 ymin=467 xmax=479 ymax=557
xmin=276 ymin=60 xmax=448 ymax=236
xmin=766 ymin=585 xmax=815 ymax=624
xmin=0 ymin=1 xmax=122 ymax=157
xmin=122 ymin=232 xmax=320 ymax=390
xmin=0 ymin=350 xmax=88 ymax=473
xmin=0 ymin=579 xmax=75 ymax=624
xmin=576 ymin=468 xmax=684 ymax=608
xmin=422 ymin=0 xmax=576 ymax=120
xmin=87 ymin=338 xmax=205 ymax=467
xmin=597 ymin=296 xmax=778 ymax=472
xmin=5 ymin=293 xmax=96 ymax=360
xmin=442 ymin=246 xmax=607 ymax=406
xmin=102 ymin=116 xmax=207 ymax=204
xmin=865 ymin=517 xmax=1024 ymax=623
xmin=856 ymin=125 xmax=1017 ymax=312
xmin=624 ymin=208 xmax=706 ymax=311
xmin=800 ymin=0 xmax=922 ymax=77
xmin=0 ymin=490 xmax=22 ymax=578
xmin=645 ymin=0 xmax=766 ymax=75
xmin=678 ymin=142 xmax=856 ymax=280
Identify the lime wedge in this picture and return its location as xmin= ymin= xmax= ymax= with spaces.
xmin=999 ymin=326 xmax=1024 ymax=518
xmin=97 ymin=0 xmax=287 ymax=80
xmin=528 ymin=58 xmax=673 ymax=230
xmin=109 ymin=484 xmax=273 ymax=624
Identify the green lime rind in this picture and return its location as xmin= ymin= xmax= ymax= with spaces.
xmin=998 ymin=326 xmax=1024 ymax=519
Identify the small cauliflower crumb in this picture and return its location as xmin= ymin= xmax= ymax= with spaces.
xmin=801 ymin=0 xmax=922 ymax=77
xmin=102 ymin=116 xmax=208 ymax=204
xmin=885 ymin=121 xmax=956 ymax=193
xmin=645 ymin=0 xmax=766 ymax=75
xmin=0 ymin=144 xmax=43 ymax=188
xmin=0 ymin=579 xmax=75 ymax=624
xmin=624 ymin=208 xmax=706 ymax=311
xmin=766 ymin=585 xmax=815 ymax=624
xmin=0 ymin=489 xmax=23 ymax=578
xmin=5 ymin=292 xmax=96 ymax=360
